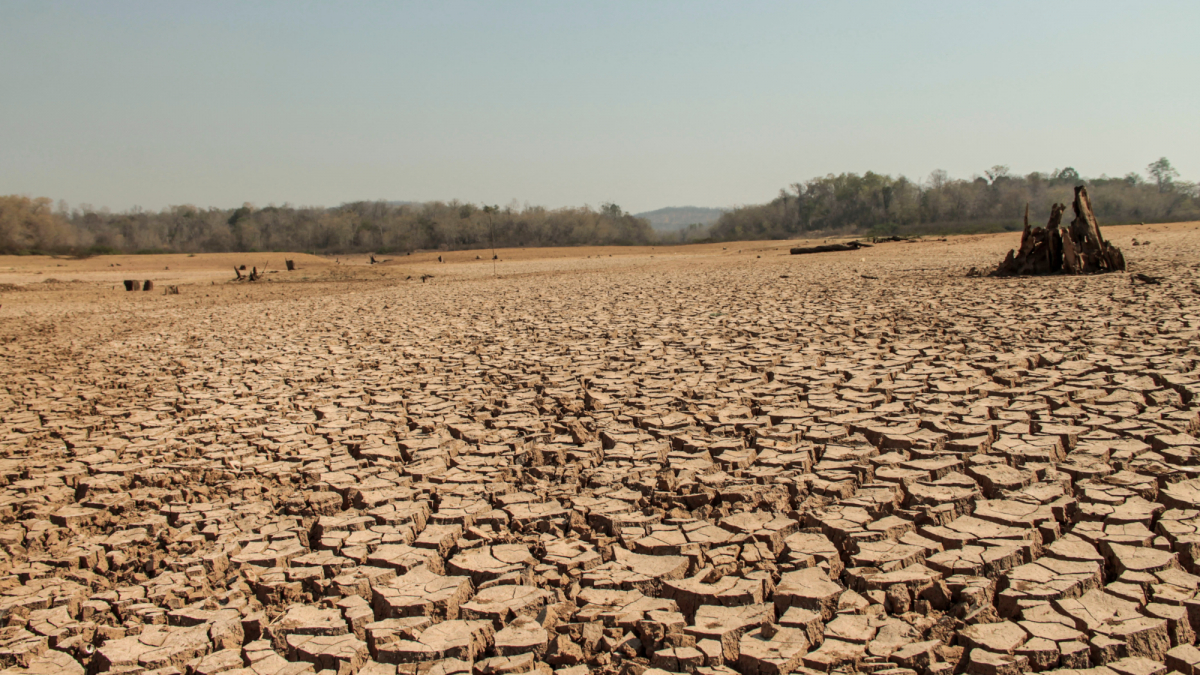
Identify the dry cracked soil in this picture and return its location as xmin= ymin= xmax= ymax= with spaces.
xmin=0 ymin=223 xmax=1199 ymax=675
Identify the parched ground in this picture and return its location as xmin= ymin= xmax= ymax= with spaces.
xmin=0 ymin=222 xmax=1198 ymax=675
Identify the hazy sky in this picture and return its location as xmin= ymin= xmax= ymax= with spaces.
xmin=2 ymin=1 xmax=1197 ymax=214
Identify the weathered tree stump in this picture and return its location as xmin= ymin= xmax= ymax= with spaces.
xmin=994 ymin=204 xmax=1065 ymax=276
xmin=1062 ymin=185 xmax=1125 ymax=274
xmin=993 ymin=186 xmax=1124 ymax=276
xmin=124 ymin=280 xmax=141 ymax=291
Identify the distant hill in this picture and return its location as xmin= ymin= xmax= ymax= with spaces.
xmin=635 ymin=206 xmax=725 ymax=232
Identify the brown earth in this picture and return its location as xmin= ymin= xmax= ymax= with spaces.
xmin=0 ymin=221 xmax=1198 ymax=675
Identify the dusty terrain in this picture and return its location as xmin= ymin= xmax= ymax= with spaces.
xmin=0 ymin=222 xmax=1199 ymax=675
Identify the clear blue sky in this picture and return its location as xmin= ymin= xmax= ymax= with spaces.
xmin=2 ymin=1 xmax=1197 ymax=213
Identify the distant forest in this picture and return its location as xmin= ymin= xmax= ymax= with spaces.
xmin=0 ymin=199 xmax=656 ymax=255
xmin=710 ymin=158 xmax=1199 ymax=241
xmin=1 ymin=159 xmax=1195 ymax=255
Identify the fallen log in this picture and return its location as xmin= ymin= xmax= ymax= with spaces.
xmin=790 ymin=241 xmax=871 ymax=255
xmin=992 ymin=186 xmax=1124 ymax=277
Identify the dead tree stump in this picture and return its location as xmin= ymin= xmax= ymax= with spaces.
xmin=993 ymin=186 xmax=1124 ymax=277
xmin=1063 ymin=185 xmax=1125 ymax=274
xmin=124 ymin=280 xmax=141 ymax=291
xmin=994 ymin=204 xmax=1065 ymax=276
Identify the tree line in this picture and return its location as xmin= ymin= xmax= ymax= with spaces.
xmin=709 ymin=158 xmax=1199 ymax=241
xmin=0 ymin=198 xmax=656 ymax=255
xmin=2 ymin=158 xmax=1196 ymax=255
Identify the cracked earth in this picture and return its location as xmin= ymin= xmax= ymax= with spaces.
xmin=0 ymin=224 xmax=1199 ymax=675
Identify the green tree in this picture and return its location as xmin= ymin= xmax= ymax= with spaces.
xmin=1147 ymin=157 xmax=1179 ymax=193
xmin=1054 ymin=167 xmax=1080 ymax=183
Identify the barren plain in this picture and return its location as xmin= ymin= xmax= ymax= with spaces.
xmin=0 ymin=223 xmax=1199 ymax=675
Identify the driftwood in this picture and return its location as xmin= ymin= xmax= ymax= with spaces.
xmin=790 ymin=241 xmax=871 ymax=255
xmin=994 ymin=186 xmax=1125 ymax=276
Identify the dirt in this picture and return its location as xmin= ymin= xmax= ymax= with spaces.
xmin=0 ymin=222 xmax=1198 ymax=675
